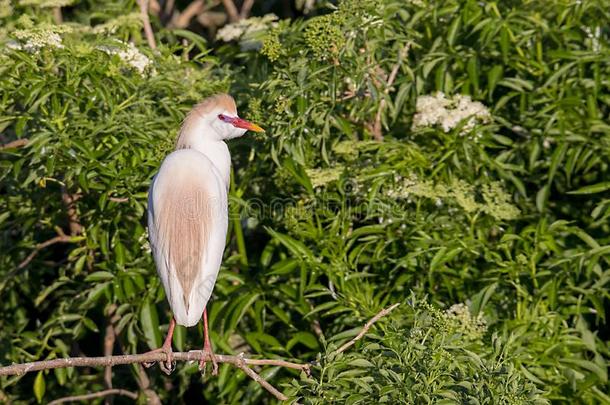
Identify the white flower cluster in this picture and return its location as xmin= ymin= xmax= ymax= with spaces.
xmin=8 ymin=29 xmax=64 ymax=53
xmin=584 ymin=26 xmax=601 ymax=53
xmin=305 ymin=166 xmax=343 ymax=188
xmin=138 ymin=229 xmax=151 ymax=254
xmin=216 ymin=14 xmax=278 ymax=50
xmin=98 ymin=41 xmax=154 ymax=75
xmin=444 ymin=303 xmax=487 ymax=339
xmin=0 ymin=0 xmax=13 ymax=18
xmin=412 ymin=92 xmax=491 ymax=136
xmin=92 ymin=13 xmax=141 ymax=35
xmin=19 ymin=0 xmax=76 ymax=7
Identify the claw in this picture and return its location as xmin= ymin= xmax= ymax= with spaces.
xmin=143 ymin=317 xmax=176 ymax=374
xmin=159 ymin=350 xmax=175 ymax=375
xmin=142 ymin=345 xmax=174 ymax=374
xmin=199 ymin=345 xmax=218 ymax=375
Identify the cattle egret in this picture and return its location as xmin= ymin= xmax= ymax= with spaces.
xmin=147 ymin=94 xmax=264 ymax=374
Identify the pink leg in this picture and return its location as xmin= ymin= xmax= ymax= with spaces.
xmin=199 ymin=307 xmax=218 ymax=375
xmin=144 ymin=317 xmax=176 ymax=375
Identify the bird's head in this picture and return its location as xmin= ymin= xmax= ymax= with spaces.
xmin=181 ymin=94 xmax=264 ymax=143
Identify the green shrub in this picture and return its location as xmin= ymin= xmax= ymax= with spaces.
xmin=1 ymin=0 xmax=610 ymax=403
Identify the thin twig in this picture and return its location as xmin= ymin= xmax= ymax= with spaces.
xmin=16 ymin=233 xmax=73 ymax=271
xmin=61 ymin=189 xmax=83 ymax=236
xmin=164 ymin=0 xmax=176 ymax=18
xmin=137 ymin=0 xmax=157 ymax=49
xmin=103 ymin=306 xmax=119 ymax=405
xmin=52 ymin=7 xmax=63 ymax=24
xmin=134 ymin=363 xmax=161 ymax=405
xmin=240 ymin=0 xmax=255 ymax=19
xmin=171 ymin=0 xmax=205 ymax=28
xmin=48 ymin=389 xmax=138 ymax=405
xmin=334 ymin=303 xmax=400 ymax=355
xmin=0 ymin=138 xmax=29 ymax=150
xmin=110 ymin=320 xmax=161 ymax=404
xmin=221 ymin=0 xmax=240 ymax=22
xmin=372 ymin=43 xmax=410 ymax=141
xmin=235 ymin=354 xmax=288 ymax=401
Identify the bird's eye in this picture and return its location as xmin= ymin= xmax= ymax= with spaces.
xmin=218 ymin=114 xmax=230 ymax=122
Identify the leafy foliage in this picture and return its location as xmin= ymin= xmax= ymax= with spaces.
xmin=1 ymin=0 xmax=610 ymax=403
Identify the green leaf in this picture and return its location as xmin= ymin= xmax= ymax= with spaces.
xmin=34 ymin=371 xmax=45 ymax=403
xmin=568 ymin=182 xmax=610 ymax=195
xmin=536 ymin=184 xmax=550 ymax=212
xmin=140 ymin=300 xmax=162 ymax=350
xmin=287 ymin=332 xmax=319 ymax=350
xmin=84 ymin=271 xmax=115 ymax=282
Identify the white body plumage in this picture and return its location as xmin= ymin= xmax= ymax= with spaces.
xmin=147 ymin=94 xmax=262 ymax=327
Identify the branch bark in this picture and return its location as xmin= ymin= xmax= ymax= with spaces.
xmin=372 ymin=43 xmax=410 ymax=141
xmin=137 ymin=0 xmax=157 ymax=49
xmin=15 ymin=232 xmax=73 ymax=272
xmin=334 ymin=303 xmax=400 ymax=355
xmin=170 ymin=0 xmax=205 ymax=28
xmin=240 ymin=0 xmax=255 ymax=19
xmin=133 ymin=363 xmax=162 ymax=405
xmin=0 ymin=138 xmax=29 ymax=150
xmin=52 ymin=7 xmax=63 ymax=24
xmin=234 ymin=354 xmax=287 ymax=401
xmin=103 ymin=306 xmax=119 ymax=405
xmin=0 ymin=351 xmax=309 ymax=400
xmin=48 ymin=389 xmax=138 ymax=405
xmin=221 ymin=0 xmax=240 ymax=22
xmin=61 ymin=189 xmax=83 ymax=236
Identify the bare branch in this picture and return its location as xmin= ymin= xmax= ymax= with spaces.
xmin=234 ymin=354 xmax=288 ymax=401
xmin=372 ymin=43 xmax=410 ymax=141
xmin=221 ymin=0 xmax=240 ymax=22
xmin=0 ymin=350 xmax=308 ymax=400
xmin=137 ymin=0 xmax=157 ymax=49
xmin=170 ymin=0 xmax=205 ymax=28
xmin=240 ymin=0 xmax=255 ymax=19
xmin=15 ymin=233 xmax=73 ymax=272
xmin=61 ymin=189 xmax=83 ymax=236
xmin=133 ymin=363 xmax=161 ymax=405
xmin=52 ymin=7 xmax=63 ymax=24
xmin=48 ymin=389 xmax=138 ymax=405
xmin=103 ymin=306 xmax=119 ymax=405
xmin=0 ymin=351 xmax=309 ymax=376
xmin=0 ymin=138 xmax=29 ymax=150
xmin=334 ymin=303 xmax=400 ymax=355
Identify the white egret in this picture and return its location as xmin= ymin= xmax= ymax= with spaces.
xmin=147 ymin=94 xmax=264 ymax=374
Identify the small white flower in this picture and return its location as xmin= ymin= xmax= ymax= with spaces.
xmin=139 ymin=230 xmax=151 ymax=254
xmin=216 ymin=14 xmax=278 ymax=43
xmin=10 ymin=29 xmax=64 ymax=53
xmin=543 ymin=138 xmax=551 ymax=149
xmin=412 ymin=92 xmax=491 ymax=137
xmin=98 ymin=40 xmax=154 ymax=76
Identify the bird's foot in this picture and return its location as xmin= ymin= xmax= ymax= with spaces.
xmin=143 ymin=345 xmax=175 ymax=375
xmin=199 ymin=345 xmax=219 ymax=376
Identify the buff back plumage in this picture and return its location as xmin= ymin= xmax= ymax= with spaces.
xmin=148 ymin=150 xmax=228 ymax=326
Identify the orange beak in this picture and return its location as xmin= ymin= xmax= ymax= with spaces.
xmin=229 ymin=116 xmax=265 ymax=133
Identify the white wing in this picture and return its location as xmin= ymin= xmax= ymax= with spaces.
xmin=147 ymin=149 xmax=228 ymax=327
